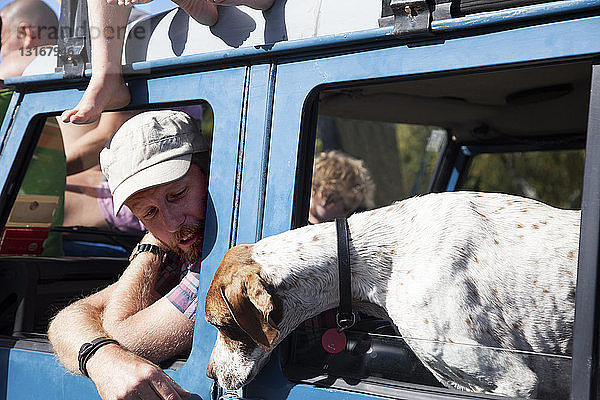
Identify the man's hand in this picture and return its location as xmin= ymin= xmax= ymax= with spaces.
xmin=86 ymin=344 xmax=191 ymax=400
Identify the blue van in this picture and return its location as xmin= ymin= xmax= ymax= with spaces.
xmin=1 ymin=0 xmax=600 ymax=398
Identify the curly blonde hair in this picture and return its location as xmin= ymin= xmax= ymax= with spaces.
xmin=311 ymin=150 xmax=375 ymax=214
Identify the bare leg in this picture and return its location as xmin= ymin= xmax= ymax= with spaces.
xmin=61 ymin=0 xmax=131 ymax=124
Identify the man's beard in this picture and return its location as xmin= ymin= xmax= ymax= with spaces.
xmin=165 ymin=221 xmax=205 ymax=264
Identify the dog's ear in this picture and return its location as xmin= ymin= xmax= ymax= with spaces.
xmin=222 ymin=272 xmax=281 ymax=351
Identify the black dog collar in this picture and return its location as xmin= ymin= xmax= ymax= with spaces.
xmin=335 ymin=217 xmax=355 ymax=331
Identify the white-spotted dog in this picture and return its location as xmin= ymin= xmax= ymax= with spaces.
xmin=205 ymin=191 xmax=579 ymax=398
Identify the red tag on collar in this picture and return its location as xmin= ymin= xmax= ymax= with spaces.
xmin=321 ymin=328 xmax=347 ymax=354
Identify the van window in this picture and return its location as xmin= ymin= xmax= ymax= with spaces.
xmin=458 ymin=149 xmax=585 ymax=209
xmin=283 ymin=61 xmax=589 ymax=399
xmin=314 ymin=117 xmax=445 ymax=211
xmin=0 ymin=104 xmax=213 ymax=343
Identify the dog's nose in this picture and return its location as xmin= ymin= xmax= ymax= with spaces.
xmin=206 ymin=360 xmax=216 ymax=380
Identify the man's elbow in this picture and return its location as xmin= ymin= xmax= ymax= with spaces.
xmin=47 ymin=303 xmax=73 ymax=347
xmin=46 ymin=305 xmax=80 ymax=372
xmin=48 ymin=300 xmax=103 ymax=346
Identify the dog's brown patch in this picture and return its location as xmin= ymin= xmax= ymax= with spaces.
xmin=517 ymin=224 xmax=524 ymax=228
xmin=533 ymin=224 xmax=539 ymax=229
xmin=205 ymin=244 xmax=282 ymax=351
xmin=568 ymin=251 xmax=575 ymax=259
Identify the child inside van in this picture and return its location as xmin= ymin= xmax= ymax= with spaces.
xmin=60 ymin=0 xmax=275 ymax=124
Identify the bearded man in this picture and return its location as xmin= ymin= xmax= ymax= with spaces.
xmin=48 ymin=110 xmax=210 ymax=400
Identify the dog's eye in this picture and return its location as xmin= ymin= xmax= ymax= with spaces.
xmin=219 ymin=324 xmax=254 ymax=346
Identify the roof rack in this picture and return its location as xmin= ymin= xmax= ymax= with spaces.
xmin=55 ymin=0 xmax=92 ymax=79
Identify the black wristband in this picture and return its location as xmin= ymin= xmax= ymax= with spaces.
xmin=78 ymin=337 xmax=120 ymax=377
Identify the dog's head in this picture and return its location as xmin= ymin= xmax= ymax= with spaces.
xmin=205 ymin=245 xmax=283 ymax=389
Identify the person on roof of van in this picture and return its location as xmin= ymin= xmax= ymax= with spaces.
xmin=49 ymin=110 xmax=211 ymax=400
xmin=60 ymin=0 xmax=276 ymax=125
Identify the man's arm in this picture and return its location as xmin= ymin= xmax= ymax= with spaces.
xmin=101 ymin=232 xmax=195 ymax=362
xmin=47 ymin=238 xmax=193 ymax=399
xmin=48 ymin=289 xmax=190 ymax=400
xmin=47 ymin=283 xmax=114 ymax=373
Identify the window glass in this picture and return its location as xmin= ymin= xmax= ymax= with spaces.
xmin=459 ymin=150 xmax=585 ymax=209
xmin=0 ymin=104 xmax=213 ymax=341
xmin=313 ymin=116 xmax=444 ymax=214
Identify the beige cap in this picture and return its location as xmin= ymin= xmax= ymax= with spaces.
xmin=100 ymin=110 xmax=209 ymax=215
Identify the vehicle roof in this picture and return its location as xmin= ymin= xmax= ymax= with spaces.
xmin=11 ymin=0 xmax=600 ymax=88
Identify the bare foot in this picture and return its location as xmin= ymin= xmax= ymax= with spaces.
xmin=172 ymin=0 xmax=219 ymax=26
xmin=213 ymin=0 xmax=275 ymax=10
xmin=61 ymin=74 xmax=130 ymax=124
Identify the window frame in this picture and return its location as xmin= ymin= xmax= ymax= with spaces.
xmin=0 ymin=66 xmax=249 ymax=400
xmin=571 ymin=63 xmax=600 ymax=400
xmin=248 ymin=15 xmax=600 ymax=400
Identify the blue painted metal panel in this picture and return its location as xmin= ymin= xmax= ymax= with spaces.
xmin=2 ymin=349 xmax=98 ymax=399
xmin=0 ymin=91 xmax=21 ymax=153
xmin=263 ymin=14 xmax=600 ymax=238
xmin=0 ymin=67 xmax=247 ymax=400
xmin=235 ymin=63 xmax=274 ymax=245
xmin=251 ymin=14 xmax=600 ymax=400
